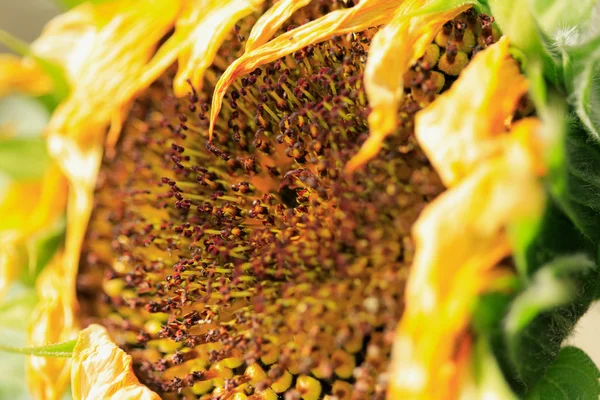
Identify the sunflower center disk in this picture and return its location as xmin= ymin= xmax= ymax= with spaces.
xmin=78 ymin=4 xmax=500 ymax=399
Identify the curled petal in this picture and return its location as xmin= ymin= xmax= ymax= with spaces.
xmin=71 ymin=324 xmax=160 ymax=400
xmin=245 ymin=0 xmax=312 ymax=52
xmin=390 ymin=119 xmax=545 ymax=399
xmin=32 ymin=0 xmax=180 ymax=147
xmin=26 ymin=252 xmax=76 ymax=400
xmin=0 ymin=54 xmax=52 ymax=97
xmin=209 ymin=0 xmax=400 ymax=139
xmin=415 ymin=37 xmax=529 ymax=186
xmin=142 ymin=0 xmax=265 ymax=98
xmin=346 ymin=1 xmax=471 ymax=172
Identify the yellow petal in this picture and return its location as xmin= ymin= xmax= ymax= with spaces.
xmin=71 ymin=324 xmax=160 ymax=400
xmin=32 ymin=0 xmax=180 ymax=147
xmin=415 ymin=37 xmax=529 ymax=186
xmin=346 ymin=1 xmax=471 ymax=172
xmin=245 ymin=0 xmax=312 ymax=52
xmin=389 ymin=122 xmax=545 ymax=398
xmin=141 ymin=0 xmax=265 ymax=98
xmin=0 ymin=54 xmax=52 ymax=97
xmin=0 ymin=233 xmax=25 ymax=299
xmin=0 ymin=165 xmax=67 ymax=298
xmin=209 ymin=0 xmax=400 ymax=139
xmin=26 ymin=252 xmax=76 ymax=400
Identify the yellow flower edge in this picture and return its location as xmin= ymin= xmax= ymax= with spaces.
xmin=0 ymin=0 xmax=268 ymax=397
xmin=71 ymin=324 xmax=160 ymax=400
xmin=0 ymin=1 xmax=553 ymax=399
xmin=388 ymin=39 xmax=546 ymax=398
xmin=26 ymin=252 xmax=75 ymax=400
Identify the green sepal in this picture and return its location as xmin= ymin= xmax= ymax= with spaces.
xmin=525 ymin=346 xmax=600 ymax=400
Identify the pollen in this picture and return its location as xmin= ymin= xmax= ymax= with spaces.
xmin=76 ymin=3 xmax=501 ymax=399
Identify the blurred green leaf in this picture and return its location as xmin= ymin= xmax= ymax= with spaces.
xmin=505 ymin=255 xmax=595 ymax=336
xmin=0 ymin=284 xmax=37 ymax=400
xmin=530 ymin=0 xmax=597 ymax=35
xmin=525 ymin=346 xmax=600 ymax=400
xmin=56 ymin=0 xmax=114 ymax=9
xmin=493 ymin=199 xmax=598 ymax=395
xmin=0 ymin=94 xmax=51 ymax=138
xmin=548 ymin=120 xmax=600 ymax=244
xmin=0 ymin=138 xmax=49 ymax=180
xmin=463 ymin=339 xmax=518 ymax=400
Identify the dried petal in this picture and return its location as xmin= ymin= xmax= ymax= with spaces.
xmin=141 ymin=0 xmax=265 ymax=98
xmin=415 ymin=37 xmax=530 ymax=186
xmin=245 ymin=0 xmax=312 ymax=51
xmin=71 ymin=324 xmax=160 ymax=400
xmin=209 ymin=0 xmax=400 ymax=139
xmin=346 ymin=0 xmax=471 ymax=172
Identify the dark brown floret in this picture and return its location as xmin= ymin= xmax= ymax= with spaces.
xmin=77 ymin=4 xmax=499 ymax=400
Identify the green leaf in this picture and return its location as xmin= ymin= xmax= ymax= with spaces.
xmin=525 ymin=346 xmax=600 ymax=399
xmin=462 ymin=339 xmax=518 ymax=400
xmin=501 ymin=247 xmax=598 ymax=394
xmin=551 ymin=120 xmax=600 ymax=244
xmin=0 ymin=284 xmax=38 ymax=400
xmin=489 ymin=0 xmax=544 ymax=57
xmin=570 ymin=54 xmax=600 ymax=141
xmin=529 ymin=0 xmax=598 ymax=35
xmin=0 ymin=137 xmax=50 ymax=180
xmin=505 ymin=255 xmax=595 ymax=335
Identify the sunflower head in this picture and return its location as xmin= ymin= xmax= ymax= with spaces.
xmin=72 ymin=3 xmax=512 ymax=399
xmin=2 ymin=0 xmax=598 ymax=399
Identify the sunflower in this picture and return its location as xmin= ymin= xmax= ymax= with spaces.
xmin=1 ymin=0 xmax=600 ymax=399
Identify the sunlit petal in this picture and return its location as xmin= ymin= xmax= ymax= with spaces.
xmin=415 ymin=37 xmax=529 ymax=186
xmin=390 ymin=121 xmax=545 ymax=398
xmin=71 ymin=324 xmax=160 ymax=400
xmin=245 ymin=0 xmax=312 ymax=51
